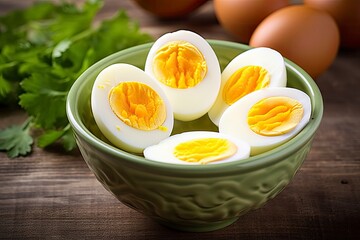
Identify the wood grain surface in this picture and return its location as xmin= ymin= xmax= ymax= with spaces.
xmin=1 ymin=0 xmax=360 ymax=239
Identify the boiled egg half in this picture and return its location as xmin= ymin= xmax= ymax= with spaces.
xmin=219 ymin=87 xmax=311 ymax=155
xmin=208 ymin=47 xmax=287 ymax=126
xmin=144 ymin=131 xmax=250 ymax=165
xmin=145 ymin=30 xmax=221 ymax=121
xmin=91 ymin=63 xmax=174 ymax=153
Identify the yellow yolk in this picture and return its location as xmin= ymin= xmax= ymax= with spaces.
xmin=223 ymin=66 xmax=270 ymax=105
xmin=247 ymin=96 xmax=304 ymax=136
xmin=108 ymin=82 xmax=166 ymax=131
xmin=173 ymin=138 xmax=237 ymax=164
xmin=153 ymin=41 xmax=207 ymax=89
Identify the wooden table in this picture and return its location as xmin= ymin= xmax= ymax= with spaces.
xmin=1 ymin=1 xmax=359 ymax=239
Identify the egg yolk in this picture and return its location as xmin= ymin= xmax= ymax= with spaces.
xmin=108 ymin=82 xmax=166 ymax=131
xmin=173 ymin=138 xmax=237 ymax=164
xmin=223 ymin=66 xmax=270 ymax=105
xmin=153 ymin=41 xmax=207 ymax=89
xmin=247 ymin=96 xmax=304 ymax=136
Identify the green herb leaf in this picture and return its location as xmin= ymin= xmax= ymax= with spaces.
xmin=61 ymin=127 xmax=77 ymax=151
xmin=19 ymin=71 xmax=70 ymax=129
xmin=0 ymin=0 xmax=102 ymax=106
xmin=0 ymin=74 xmax=12 ymax=99
xmin=0 ymin=118 xmax=33 ymax=158
xmin=37 ymin=129 xmax=66 ymax=148
xmin=0 ymin=0 xmax=153 ymax=158
xmin=37 ymin=125 xmax=76 ymax=152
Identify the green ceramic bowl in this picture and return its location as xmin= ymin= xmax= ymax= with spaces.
xmin=66 ymin=40 xmax=323 ymax=232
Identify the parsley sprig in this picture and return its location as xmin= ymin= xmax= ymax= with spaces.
xmin=0 ymin=118 xmax=33 ymax=158
xmin=0 ymin=0 xmax=153 ymax=158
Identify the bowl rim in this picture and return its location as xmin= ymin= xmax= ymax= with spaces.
xmin=66 ymin=40 xmax=323 ymax=176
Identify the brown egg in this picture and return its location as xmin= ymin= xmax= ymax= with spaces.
xmin=213 ymin=0 xmax=289 ymax=43
xmin=304 ymin=0 xmax=360 ymax=48
xmin=133 ymin=0 xmax=208 ymax=19
xmin=249 ymin=5 xmax=340 ymax=79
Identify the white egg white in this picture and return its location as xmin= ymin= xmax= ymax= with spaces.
xmin=144 ymin=30 xmax=221 ymax=122
xmin=208 ymin=47 xmax=287 ymax=126
xmin=91 ymin=63 xmax=174 ymax=153
xmin=219 ymin=87 xmax=311 ymax=155
xmin=143 ymin=131 xmax=250 ymax=165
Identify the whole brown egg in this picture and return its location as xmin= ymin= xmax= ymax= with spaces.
xmin=213 ymin=0 xmax=289 ymax=43
xmin=304 ymin=0 xmax=360 ymax=48
xmin=249 ymin=5 xmax=340 ymax=79
xmin=133 ymin=0 xmax=208 ymax=19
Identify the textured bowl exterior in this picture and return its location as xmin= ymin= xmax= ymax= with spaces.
xmin=66 ymin=41 xmax=323 ymax=232
xmin=76 ymin=134 xmax=313 ymax=232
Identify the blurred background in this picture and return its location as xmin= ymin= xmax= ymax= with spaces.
xmin=1 ymin=0 xmax=358 ymax=78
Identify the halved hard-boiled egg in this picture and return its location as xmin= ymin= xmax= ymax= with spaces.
xmin=91 ymin=63 xmax=174 ymax=153
xmin=144 ymin=30 xmax=221 ymax=121
xmin=219 ymin=87 xmax=311 ymax=155
xmin=143 ymin=131 xmax=250 ymax=165
xmin=208 ymin=47 xmax=287 ymax=126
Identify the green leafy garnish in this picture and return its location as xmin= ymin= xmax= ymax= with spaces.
xmin=0 ymin=0 xmax=153 ymax=158
xmin=0 ymin=118 xmax=33 ymax=158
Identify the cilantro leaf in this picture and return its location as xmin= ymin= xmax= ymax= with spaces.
xmin=37 ymin=128 xmax=66 ymax=148
xmin=0 ymin=0 xmax=153 ymax=158
xmin=91 ymin=10 xmax=153 ymax=58
xmin=0 ymin=0 xmax=102 ymax=106
xmin=61 ymin=127 xmax=76 ymax=151
xmin=37 ymin=125 xmax=76 ymax=151
xmin=19 ymin=71 xmax=70 ymax=129
xmin=0 ymin=118 xmax=33 ymax=158
xmin=38 ymin=126 xmax=66 ymax=148
xmin=0 ymin=74 xmax=12 ymax=99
